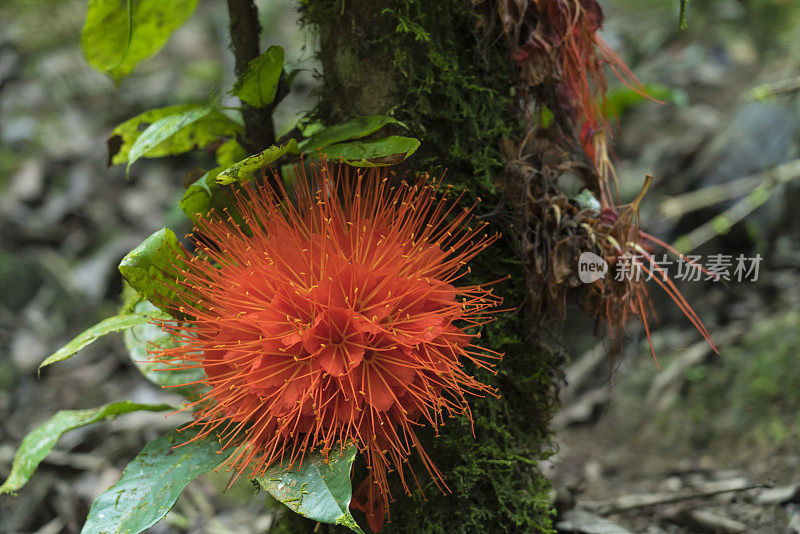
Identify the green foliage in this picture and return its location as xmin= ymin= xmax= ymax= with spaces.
xmin=603 ymin=84 xmax=688 ymax=119
xmin=118 ymin=228 xmax=183 ymax=314
xmin=108 ymin=104 xmax=242 ymax=167
xmin=179 ymin=168 xmax=234 ymax=223
xmin=320 ymin=136 xmax=420 ymax=167
xmin=299 ymin=116 xmax=419 ymax=167
xmin=232 ymin=46 xmax=285 ymax=107
xmin=215 ymin=139 xmax=248 ymax=168
xmin=82 ymin=0 xmax=198 ymax=80
xmin=254 ymin=445 xmax=363 ymax=534
xmin=123 ymin=299 xmax=204 ymax=396
xmin=38 ymin=311 xmax=167 ymax=372
xmin=0 ymin=402 xmax=172 ymax=495
xmin=181 ymin=121 xmax=421 ymax=219
xmin=82 ymin=427 xmax=224 ymax=534
xmin=216 ymin=139 xmax=300 ymax=185
xmin=299 ymin=115 xmax=405 ymax=152
xmin=126 ymin=106 xmax=211 ymax=174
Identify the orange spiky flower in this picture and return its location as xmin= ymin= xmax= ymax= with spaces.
xmin=152 ymin=163 xmax=501 ymax=532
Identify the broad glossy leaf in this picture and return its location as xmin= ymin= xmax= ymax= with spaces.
xmin=38 ymin=311 xmax=167 ymax=372
xmin=216 ymin=139 xmax=299 ymax=185
xmin=231 ymin=46 xmax=284 ymax=107
xmin=255 ymin=445 xmax=363 ymax=534
xmin=82 ymin=0 xmax=198 ymax=80
xmin=299 ymin=115 xmax=405 ymax=152
xmin=119 ymin=228 xmax=184 ymax=313
xmin=0 ymin=402 xmax=172 ymax=495
xmin=126 ymin=106 xmax=214 ymax=173
xmin=82 ymin=427 xmax=224 ymax=534
xmin=322 ymin=136 xmax=420 ymax=167
xmin=108 ymin=105 xmax=242 ymax=166
xmin=124 ymin=300 xmax=203 ymax=395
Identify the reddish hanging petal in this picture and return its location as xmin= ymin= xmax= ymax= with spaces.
xmin=351 ymin=477 xmax=388 ymax=533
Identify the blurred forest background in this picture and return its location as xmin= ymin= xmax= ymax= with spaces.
xmin=1 ymin=0 xmax=800 ymax=532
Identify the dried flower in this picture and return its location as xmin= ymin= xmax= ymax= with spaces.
xmin=153 ymin=164 xmax=501 ymax=531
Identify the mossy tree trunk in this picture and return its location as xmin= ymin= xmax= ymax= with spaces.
xmin=276 ymin=1 xmax=561 ymax=532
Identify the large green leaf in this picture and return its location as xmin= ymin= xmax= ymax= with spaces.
xmin=299 ymin=115 xmax=405 ymax=152
xmin=82 ymin=0 xmax=198 ymax=80
xmin=216 ymin=139 xmax=300 ymax=185
xmin=126 ymin=106 xmax=215 ymax=173
xmin=255 ymin=445 xmax=363 ymax=534
xmin=231 ymin=46 xmax=285 ymax=107
xmin=322 ymin=136 xmax=420 ymax=167
xmin=124 ymin=300 xmax=204 ymax=395
xmin=108 ymin=105 xmax=242 ymax=166
xmin=82 ymin=427 xmax=224 ymax=534
xmin=0 ymin=402 xmax=172 ymax=495
xmin=38 ymin=311 xmax=167 ymax=372
xmin=119 ymin=228 xmax=183 ymax=313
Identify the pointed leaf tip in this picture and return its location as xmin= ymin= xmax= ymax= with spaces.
xmin=254 ymin=444 xmax=364 ymax=534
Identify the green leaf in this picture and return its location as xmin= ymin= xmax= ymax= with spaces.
xmin=82 ymin=427 xmax=224 ymax=534
xmin=178 ymin=166 xmax=233 ymax=223
xmin=299 ymin=115 xmax=405 ymax=152
xmin=38 ymin=312 xmax=166 ymax=372
xmin=124 ymin=300 xmax=204 ymax=395
xmin=231 ymin=46 xmax=285 ymax=107
xmin=180 ymin=139 xmax=298 ymax=223
xmin=126 ymin=106 xmax=214 ymax=174
xmin=254 ymin=445 xmax=363 ymax=534
xmin=82 ymin=0 xmax=199 ymax=80
xmin=119 ymin=228 xmax=183 ymax=313
xmin=216 ymin=139 xmax=299 ymax=185
xmin=108 ymin=105 xmax=242 ymax=166
xmin=321 ymin=136 xmax=420 ymax=167
xmin=0 ymin=402 xmax=172 ymax=495
xmin=602 ymin=84 xmax=688 ymax=119
xmin=215 ymin=139 xmax=247 ymax=168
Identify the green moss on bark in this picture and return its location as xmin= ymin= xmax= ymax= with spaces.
xmin=301 ymin=0 xmax=518 ymax=192
xmin=274 ymin=1 xmax=559 ymax=532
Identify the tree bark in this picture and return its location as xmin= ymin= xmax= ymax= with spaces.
xmin=272 ymin=2 xmax=561 ymax=532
